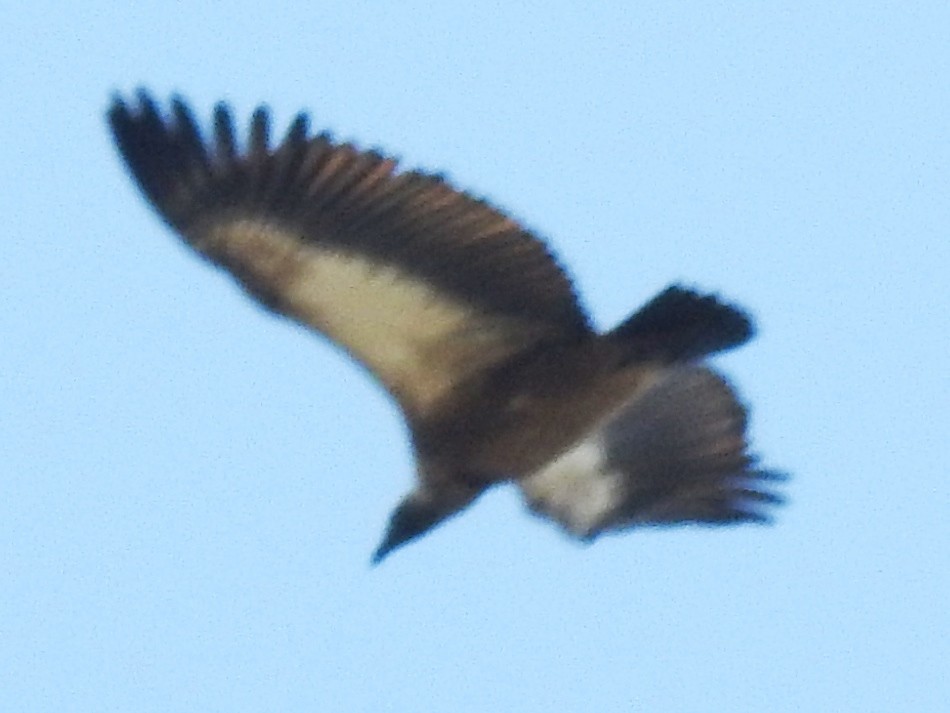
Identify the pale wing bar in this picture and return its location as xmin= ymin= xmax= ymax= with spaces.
xmin=109 ymin=92 xmax=594 ymax=414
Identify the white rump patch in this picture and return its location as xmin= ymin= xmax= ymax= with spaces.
xmin=519 ymin=433 xmax=622 ymax=537
xmin=200 ymin=220 xmax=524 ymax=414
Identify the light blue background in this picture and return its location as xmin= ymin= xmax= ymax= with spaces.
xmin=3 ymin=3 xmax=947 ymax=711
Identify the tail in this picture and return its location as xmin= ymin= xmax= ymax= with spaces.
xmin=608 ymin=285 xmax=754 ymax=363
xmin=519 ymin=366 xmax=783 ymax=538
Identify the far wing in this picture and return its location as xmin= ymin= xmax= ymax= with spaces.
xmin=519 ymin=366 xmax=783 ymax=538
xmin=109 ymin=92 xmax=592 ymax=417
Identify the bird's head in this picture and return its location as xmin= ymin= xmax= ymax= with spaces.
xmin=371 ymin=484 xmax=481 ymax=565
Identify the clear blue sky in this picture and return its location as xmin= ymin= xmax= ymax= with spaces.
xmin=3 ymin=3 xmax=947 ymax=711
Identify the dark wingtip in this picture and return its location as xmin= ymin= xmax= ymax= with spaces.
xmin=725 ymin=473 xmax=788 ymax=525
xmin=106 ymin=90 xmax=129 ymax=116
xmin=212 ymin=102 xmax=237 ymax=162
xmin=107 ymin=89 xmax=215 ymax=229
xmin=285 ymin=112 xmax=309 ymax=145
xmin=106 ymin=88 xmax=146 ymax=133
xmin=135 ymin=86 xmax=155 ymax=105
xmin=730 ymin=465 xmax=788 ymax=524
xmin=248 ymin=105 xmax=271 ymax=158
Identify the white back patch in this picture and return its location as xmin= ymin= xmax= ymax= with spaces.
xmin=519 ymin=433 xmax=622 ymax=537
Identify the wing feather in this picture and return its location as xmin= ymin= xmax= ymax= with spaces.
xmin=109 ymin=91 xmax=593 ymax=416
xmin=519 ymin=366 xmax=783 ymax=537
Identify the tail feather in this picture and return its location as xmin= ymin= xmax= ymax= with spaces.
xmin=519 ymin=366 xmax=783 ymax=538
xmin=608 ymin=285 xmax=754 ymax=363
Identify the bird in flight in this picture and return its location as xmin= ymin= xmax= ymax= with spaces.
xmin=108 ymin=90 xmax=783 ymax=563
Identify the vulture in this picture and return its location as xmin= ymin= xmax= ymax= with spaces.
xmin=108 ymin=90 xmax=783 ymax=563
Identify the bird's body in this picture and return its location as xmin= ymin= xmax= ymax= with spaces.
xmin=109 ymin=91 xmax=783 ymax=562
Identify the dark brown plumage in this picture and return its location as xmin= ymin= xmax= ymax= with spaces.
xmin=108 ymin=90 xmax=783 ymax=563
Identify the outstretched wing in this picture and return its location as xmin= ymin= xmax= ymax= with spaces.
xmin=519 ymin=366 xmax=783 ymax=538
xmin=108 ymin=91 xmax=592 ymax=417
